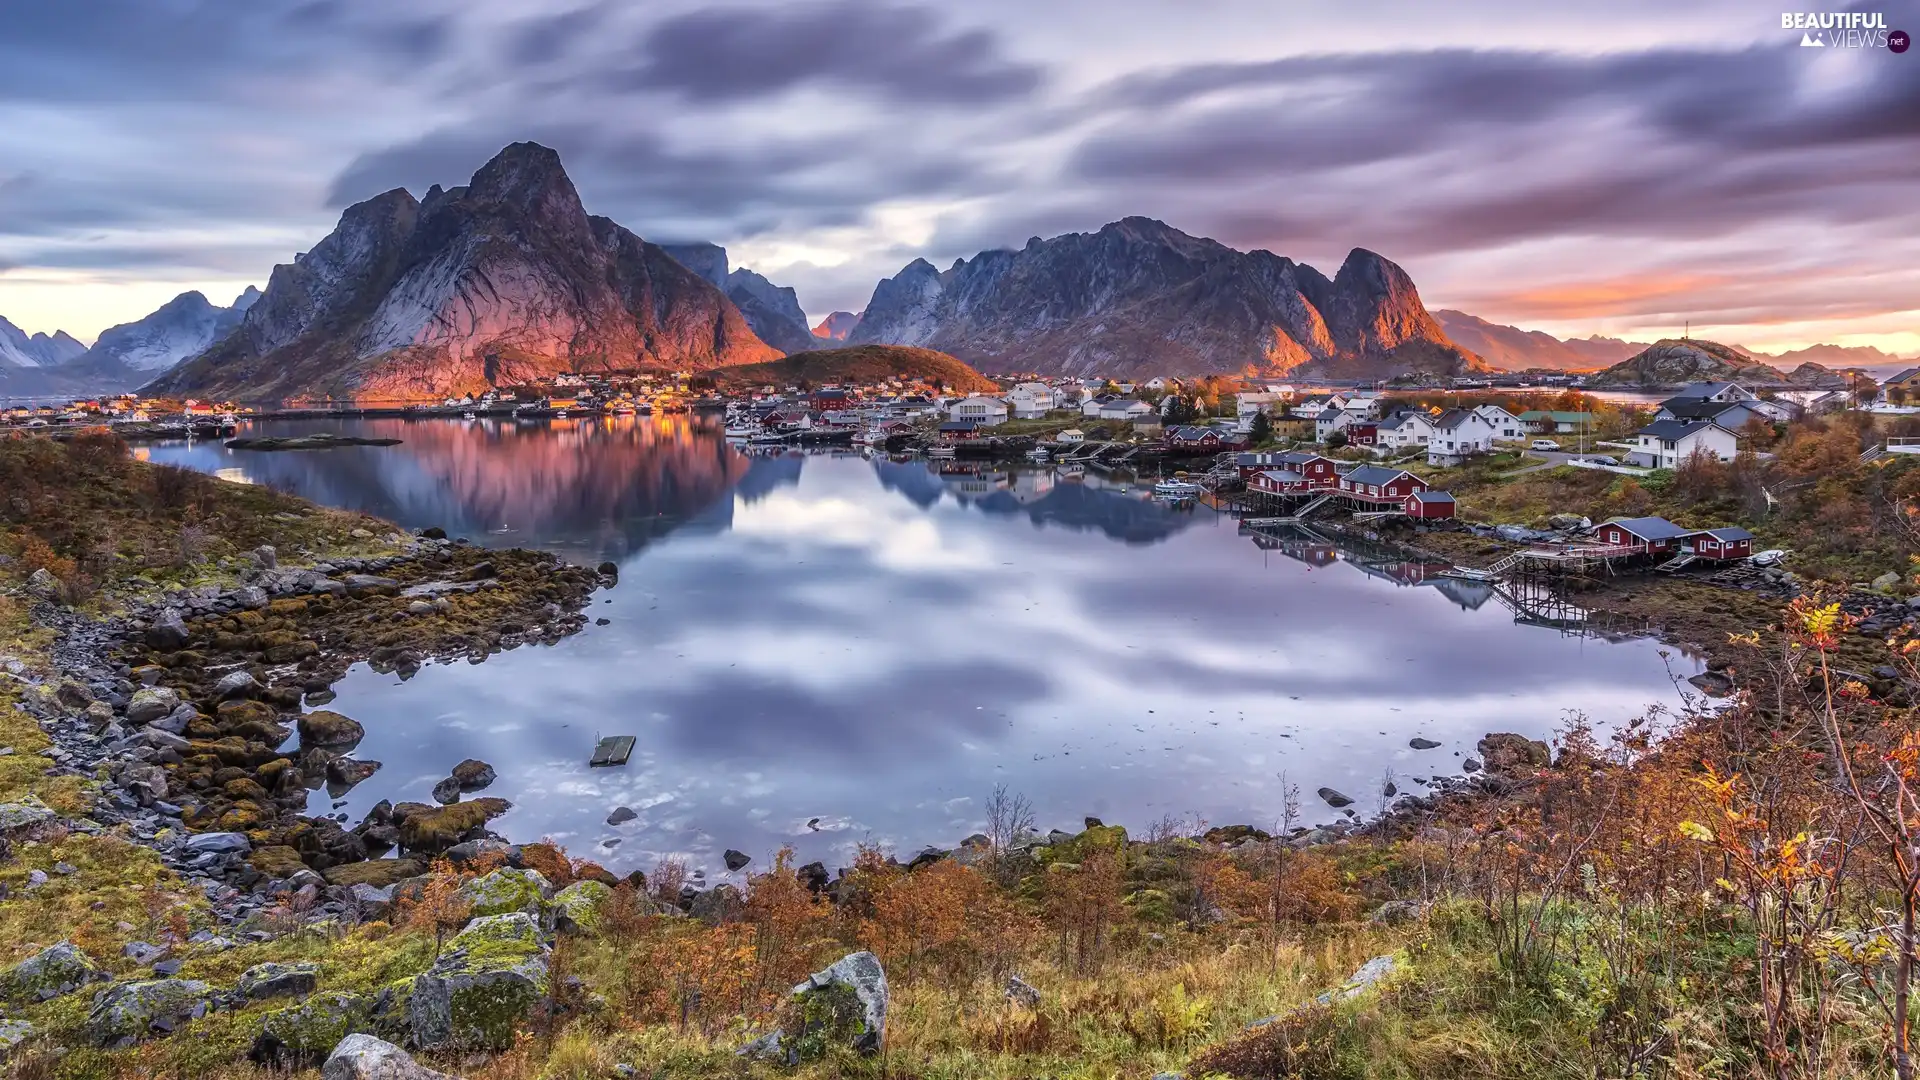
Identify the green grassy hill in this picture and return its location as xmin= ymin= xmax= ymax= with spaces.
xmin=708 ymin=344 xmax=1000 ymax=394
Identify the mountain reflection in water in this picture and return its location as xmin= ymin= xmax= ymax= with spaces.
xmin=147 ymin=418 xmax=1693 ymax=877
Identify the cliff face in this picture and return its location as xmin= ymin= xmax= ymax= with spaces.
xmin=848 ymin=217 xmax=1482 ymax=379
xmin=151 ymin=143 xmax=778 ymax=402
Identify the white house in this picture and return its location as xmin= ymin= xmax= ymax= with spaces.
xmin=1098 ymin=398 xmax=1155 ymax=422
xmin=950 ymin=395 xmax=1010 ymax=427
xmin=1056 ymin=428 xmax=1086 ymax=444
xmin=1626 ymin=419 xmax=1740 ymax=469
xmin=1081 ymin=395 xmax=1112 ymax=418
xmin=1473 ymin=404 xmax=1528 ymax=442
xmin=1376 ymin=409 xmax=1436 ymax=449
xmin=1316 ymin=407 xmax=1357 ymax=442
xmin=1145 ymin=377 xmax=1177 ymax=391
xmin=1426 ymin=409 xmax=1497 ymax=465
xmin=1329 ymin=390 xmax=1383 ymax=419
xmin=1005 ymin=382 xmax=1057 ymax=419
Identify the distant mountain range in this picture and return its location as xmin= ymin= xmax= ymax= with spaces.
xmin=5 ymin=139 xmax=1911 ymax=401
xmin=0 ymin=288 xmax=259 ymax=396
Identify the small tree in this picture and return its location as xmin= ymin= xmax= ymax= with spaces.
xmin=1248 ymin=411 xmax=1273 ymax=446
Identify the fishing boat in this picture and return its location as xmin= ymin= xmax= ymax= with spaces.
xmin=1025 ymin=447 xmax=1050 ymax=463
xmin=927 ymin=445 xmax=956 ymax=460
xmin=857 ymin=428 xmax=888 ymax=447
xmin=1153 ymin=479 xmax=1203 ymax=500
xmin=724 ymin=423 xmax=758 ymax=440
xmin=748 ymin=431 xmax=789 ymax=446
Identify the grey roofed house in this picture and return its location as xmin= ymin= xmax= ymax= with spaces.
xmin=1598 ymin=516 xmax=1692 ymax=542
xmin=1633 ymin=418 xmax=1733 ymax=441
xmin=1884 ymin=367 xmax=1920 ymax=384
xmin=1694 ymin=526 xmax=1754 ymax=542
xmin=1409 ymin=490 xmax=1455 ymax=503
xmin=1658 ymin=399 xmax=1753 ymax=421
xmin=1377 ymin=410 xmax=1430 ymax=429
xmin=1343 ymin=464 xmax=1414 ymax=487
xmin=1276 ymin=450 xmax=1326 ymax=466
xmin=1431 ymin=407 xmax=1479 ymax=430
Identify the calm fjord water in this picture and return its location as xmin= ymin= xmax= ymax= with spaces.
xmin=148 ymin=416 xmax=1694 ymax=877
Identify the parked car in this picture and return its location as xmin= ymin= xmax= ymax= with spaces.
xmin=1529 ymin=439 xmax=1559 ymax=451
xmin=1578 ymin=454 xmax=1619 ymax=465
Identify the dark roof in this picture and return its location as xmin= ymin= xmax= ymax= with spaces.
xmin=1432 ymin=408 xmax=1484 ymax=430
xmin=1884 ymin=367 xmax=1920 ymax=385
xmin=1635 ymin=418 xmax=1731 ymax=440
xmin=1276 ymin=451 xmax=1328 ymax=466
xmin=1602 ymin=516 xmax=1690 ymax=541
xmin=1657 ymin=399 xmax=1751 ymax=420
xmin=1694 ymin=526 xmax=1755 ymax=542
xmin=1344 ymin=464 xmax=1416 ymax=487
xmin=1256 ymin=469 xmax=1306 ymax=483
xmin=1168 ymin=425 xmax=1220 ymax=441
xmin=1409 ymin=490 xmax=1455 ymax=503
xmin=938 ymin=421 xmax=976 ymax=432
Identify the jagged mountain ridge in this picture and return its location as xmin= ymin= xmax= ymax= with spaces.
xmin=151 ymin=143 xmax=779 ymax=401
xmin=657 ymin=242 xmax=818 ymax=355
xmin=0 ymin=317 xmax=87 ymax=369
xmin=847 ymin=217 xmax=1484 ymax=379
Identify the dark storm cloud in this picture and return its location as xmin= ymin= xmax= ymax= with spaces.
xmin=606 ymin=0 xmax=1043 ymax=105
xmin=1045 ymin=42 xmax=1920 ymax=262
xmin=0 ymin=0 xmax=452 ymax=101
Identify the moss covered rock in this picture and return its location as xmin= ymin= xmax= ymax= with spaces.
xmin=455 ymin=868 xmax=550 ymax=919
xmin=321 ymin=860 xmax=424 ymax=888
xmin=250 ymin=845 xmax=310 ymax=879
xmin=235 ymin=961 xmax=321 ymax=1001
xmin=552 ymin=880 xmax=612 ymax=934
xmin=298 ymin=710 xmax=365 ymax=747
xmin=84 ymin=978 xmax=212 ymax=1047
xmin=1 ymin=942 xmax=103 ymax=1002
xmin=0 ymin=1019 xmax=33 ymax=1063
xmin=396 ymin=798 xmax=510 ymax=855
xmin=746 ymin=950 xmax=889 ymax=1063
xmin=251 ymin=991 xmax=374 ymax=1067
xmin=408 ymin=913 xmax=549 ymax=1051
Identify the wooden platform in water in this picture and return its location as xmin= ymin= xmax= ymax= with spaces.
xmin=589 ymin=736 xmax=635 ymax=768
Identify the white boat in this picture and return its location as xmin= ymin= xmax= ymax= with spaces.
xmin=1153 ymin=479 xmax=1203 ymax=500
xmin=1026 ymin=447 xmax=1050 ymax=463
xmin=554 ymin=409 xmax=569 ymax=418
xmin=748 ymin=432 xmax=788 ymax=445
xmin=927 ymin=445 xmax=956 ymax=459
xmin=463 ymin=411 xmax=477 ymax=420
xmin=724 ymin=424 xmax=757 ymax=440
xmin=858 ymin=428 xmax=888 ymax=446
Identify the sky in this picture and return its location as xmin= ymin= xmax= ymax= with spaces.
xmin=1 ymin=0 xmax=1916 ymax=355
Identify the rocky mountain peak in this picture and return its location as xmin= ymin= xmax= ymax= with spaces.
xmin=658 ymin=243 xmax=730 ymax=289
xmin=850 ymin=219 xmax=1478 ymax=378
xmin=151 ymin=142 xmax=779 ymax=401
xmin=813 ymin=311 xmax=861 ymax=341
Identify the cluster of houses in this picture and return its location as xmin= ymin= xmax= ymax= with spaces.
xmin=1 ymin=394 xmax=246 ymax=428
xmin=1232 ymin=449 xmax=1459 ymax=520
xmin=1278 ymin=391 xmax=1590 ymax=466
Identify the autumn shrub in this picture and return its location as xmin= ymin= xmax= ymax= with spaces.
xmin=861 ymin=859 xmax=1036 ymax=983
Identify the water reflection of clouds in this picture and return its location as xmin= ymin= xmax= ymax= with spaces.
xmin=154 ymin=422 xmax=1697 ymax=875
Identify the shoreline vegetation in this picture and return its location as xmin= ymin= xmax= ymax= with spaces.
xmin=4 ymin=430 xmax=1920 ymax=1078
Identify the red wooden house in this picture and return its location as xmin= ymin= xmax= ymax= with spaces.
xmin=1405 ymin=490 xmax=1456 ymax=519
xmin=1345 ymin=422 xmax=1380 ymax=447
xmin=1591 ymin=517 xmax=1689 ymax=555
xmin=1249 ymin=469 xmax=1313 ymax=495
xmin=1684 ymin=527 xmax=1754 ymax=560
xmin=1275 ymin=451 xmax=1341 ymax=490
xmin=1339 ymin=464 xmax=1429 ymax=503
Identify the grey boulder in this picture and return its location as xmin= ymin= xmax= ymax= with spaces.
xmin=321 ymin=1033 xmax=461 ymax=1080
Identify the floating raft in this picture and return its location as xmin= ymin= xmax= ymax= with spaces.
xmin=589 ymin=736 xmax=635 ymax=768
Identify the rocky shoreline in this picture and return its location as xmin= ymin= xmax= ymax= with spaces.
xmin=6 ymin=532 xmax=611 ymax=934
